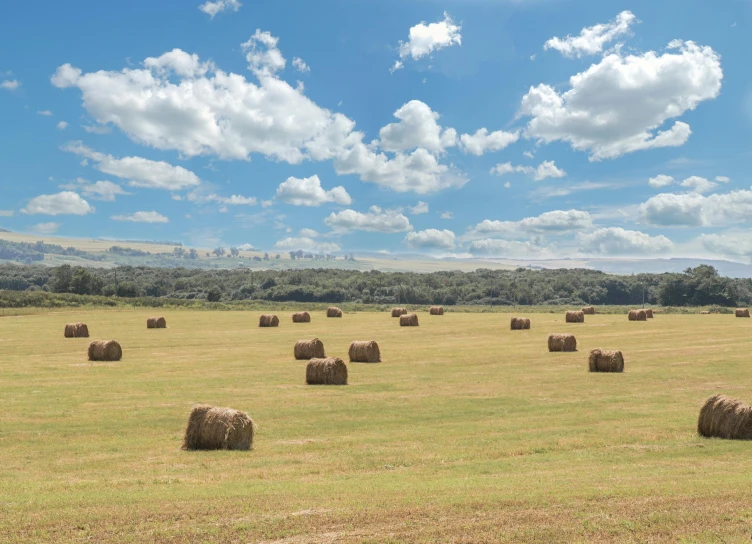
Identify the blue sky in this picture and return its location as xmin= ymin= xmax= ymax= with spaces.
xmin=1 ymin=0 xmax=751 ymax=260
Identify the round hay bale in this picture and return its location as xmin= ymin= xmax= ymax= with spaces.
xmin=548 ymin=334 xmax=577 ymax=352
xmin=259 ymin=314 xmax=279 ymax=327
xmin=581 ymin=306 xmax=596 ymax=315
xmin=588 ymin=349 xmax=624 ymax=373
xmin=306 ymin=357 xmax=348 ymax=385
xmin=700 ymin=311 xmax=711 ymax=315
xmin=181 ymin=405 xmax=255 ymax=451
xmin=697 ymin=394 xmax=752 ymax=440
xmin=510 ymin=317 xmax=531 ymax=330
xmin=292 ymin=311 xmax=311 ymax=323
xmin=736 ymin=309 xmax=750 ymax=318
xmin=88 ymin=340 xmax=122 ymax=361
xmin=391 ymin=308 xmax=408 ymax=318
xmin=645 ymin=309 xmax=654 ymax=319
xmin=64 ymin=322 xmax=89 ymax=338
xmin=429 ymin=306 xmax=444 ymax=316
xmin=327 ymin=307 xmax=343 ymax=318
xmin=294 ymin=338 xmax=326 ymax=360
xmin=349 ymin=341 xmax=381 ymax=363
xmin=565 ymin=311 xmax=585 ymax=323
xmin=147 ymin=317 xmax=167 ymax=329
xmin=400 ymin=313 xmax=419 ymax=327
xmin=628 ymin=310 xmax=647 ymax=321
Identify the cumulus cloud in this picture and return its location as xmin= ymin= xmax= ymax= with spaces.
xmin=578 ymin=227 xmax=673 ymax=255
xmin=292 ymin=57 xmax=310 ymax=73
xmin=198 ymin=0 xmax=241 ymax=18
xmin=206 ymin=194 xmax=257 ymax=205
xmin=57 ymin=121 xmax=68 ymax=130
xmin=544 ymin=10 xmax=637 ymax=58
xmin=111 ymin=211 xmax=169 ymax=223
xmin=469 ymin=210 xmax=592 ymax=237
xmin=378 ymin=100 xmax=457 ymax=155
xmin=404 ymin=229 xmax=456 ymax=250
xmin=275 ymin=175 xmax=352 ymax=206
xmin=392 ymin=12 xmax=461 ymax=72
xmin=440 ymin=211 xmax=454 ymax=219
xmin=639 ymin=189 xmax=752 ymax=227
xmin=274 ymin=237 xmax=341 ymax=253
xmin=242 ymin=30 xmax=286 ymax=76
xmin=0 ymin=79 xmax=20 ymax=90
xmin=679 ymin=175 xmax=719 ymax=194
xmin=649 ymin=174 xmax=675 ymax=189
xmin=699 ymin=232 xmax=752 ymax=261
xmin=520 ymin=40 xmax=723 ymax=160
xmin=459 ymin=128 xmax=520 ymax=156
xmin=490 ymin=160 xmax=566 ymax=181
xmin=31 ymin=222 xmax=61 ymax=234
xmin=22 ymin=192 xmax=94 ymax=216
xmin=37 ymin=110 xmax=53 ymax=116
xmin=468 ymin=239 xmax=554 ymax=258
xmin=59 ymin=178 xmax=128 ymax=201
xmin=324 ymin=206 xmax=412 ymax=233
xmin=408 ymin=201 xmax=429 ymax=215
xmin=299 ymin=228 xmax=319 ymax=238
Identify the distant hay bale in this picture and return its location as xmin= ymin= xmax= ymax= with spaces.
xmin=429 ymin=306 xmax=444 ymax=315
xmin=588 ymin=349 xmax=624 ymax=373
xmin=645 ymin=309 xmax=654 ymax=319
xmin=181 ymin=405 xmax=255 ymax=451
xmin=510 ymin=317 xmax=531 ymax=330
xmin=292 ymin=312 xmax=311 ymax=323
xmin=259 ymin=314 xmax=279 ymax=327
xmin=327 ymin=307 xmax=343 ymax=318
xmin=391 ymin=308 xmax=408 ymax=318
xmin=700 ymin=311 xmax=711 ymax=315
xmin=736 ymin=309 xmax=750 ymax=318
xmin=64 ymin=322 xmax=89 ymax=338
xmin=548 ymin=334 xmax=577 ymax=352
xmin=581 ymin=306 xmax=595 ymax=315
xmin=628 ymin=310 xmax=647 ymax=321
xmin=306 ymin=357 xmax=348 ymax=385
xmin=88 ymin=340 xmax=122 ymax=362
xmin=294 ymin=338 xmax=326 ymax=360
xmin=146 ymin=316 xmax=167 ymax=329
xmin=400 ymin=313 xmax=419 ymax=327
xmin=697 ymin=394 xmax=752 ymax=440
xmin=565 ymin=311 xmax=585 ymax=323
xmin=349 ymin=341 xmax=381 ymax=363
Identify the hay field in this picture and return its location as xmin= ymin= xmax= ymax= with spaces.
xmin=1 ymin=309 xmax=752 ymax=542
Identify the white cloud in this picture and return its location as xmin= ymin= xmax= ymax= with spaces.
xmin=207 ymin=194 xmax=257 ymax=205
xmin=198 ymin=0 xmax=241 ymax=18
xmin=22 ymin=192 xmax=94 ymax=216
xmin=408 ymin=201 xmax=429 ymax=215
xmin=520 ymin=41 xmax=723 ymax=160
xmin=0 ymin=210 xmax=14 ymax=217
xmin=83 ymin=124 xmax=111 ymax=134
xmin=490 ymin=160 xmax=566 ymax=181
xmin=299 ymin=228 xmax=319 ymax=238
xmin=378 ymin=100 xmax=457 ymax=155
xmin=275 ymin=175 xmax=351 ymax=206
xmin=679 ymin=175 xmax=717 ymax=194
xmin=261 ymin=200 xmax=273 ymax=208
xmin=699 ymin=232 xmax=752 ymax=260
xmin=31 ymin=222 xmax=61 ymax=234
xmin=63 ymin=141 xmax=200 ymax=190
xmin=292 ymin=57 xmax=310 ymax=73
xmin=274 ymin=237 xmax=341 ymax=253
xmin=440 ymin=211 xmax=454 ymax=219
xmin=523 ymin=150 xmax=535 ymax=159
xmin=111 ymin=211 xmax=169 ymax=223
xmin=649 ymin=174 xmax=675 ymax=189
xmin=459 ymin=128 xmax=520 ymax=156
xmin=392 ymin=12 xmax=461 ymax=71
xmin=324 ymin=206 xmax=412 ymax=233
xmin=238 ymin=243 xmax=255 ymax=250
xmin=37 ymin=110 xmax=53 ymax=116
xmin=578 ymin=227 xmax=673 ymax=255
xmin=242 ymin=30 xmax=286 ymax=77
xmin=469 ymin=210 xmax=592 ymax=237
xmin=468 ymin=239 xmax=554 ymax=258
xmin=0 ymin=80 xmax=19 ymax=90
xmin=59 ymin=179 xmax=128 ymax=201
xmin=404 ymin=229 xmax=456 ymax=250
xmin=57 ymin=121 xmax=68 ymax=130
xmin=639 ymin=189 xmax=752 ymax=227
xmin=544 ymin=10 xmax=637 ymax=58
xmin=715 ymin=176 xmax=731 ymax=183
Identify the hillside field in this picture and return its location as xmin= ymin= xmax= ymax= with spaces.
xmin=1 ymin=308 xmax=752 ymax=542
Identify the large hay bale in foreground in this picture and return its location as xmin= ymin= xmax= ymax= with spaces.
xmin=181 ymin=405 xmax=255 ymax=451
xmin=697 ymin=394 xmax=752 ymax=440
xmin=400 ymin=313 xmax=419 ymax=327
xmin=391 ymin=308 xmax=407 ymax=318
xmin=88 ymin=340 xmax=122 ymax=361
xmin=327 ymin=307 xmax=343 ymax=318
xmin=292 ymin=312 xmax=311 ymax=323
xmin=565 ymin=311 xmax=585 ymax=323
xmin=628 ymin=310 xmax=647 ymax=321
xmin=259 ymin=314 xmax=279 ymax=327
xmin=294 ymin=338 xmax=326 ymax=360
xmin=510 ymin=317 xmax=531 ymax=330
xmin=146 ymin=316 xmax=167 ymax=329
xmin=306 ymin=358 xmax=348 ymax=385
xmin=349 ymin=341 xmax=381 ymax=363
xmin=588 ymin=349 xmax=624 ymax=373
xmin=581 ymin=306 xmax=595 ymax=315
xmin=429 ymin=306 xmax=444 ymax=316
xmin=645 ymin=309 xmax=654 ymax=319
xmin=64 ymin=322 xmax=89 ymax=338
xmin=736 ymin=309 xmax=750 ymax=318
xmin=548 ymin=334 xmax=577 ymax=352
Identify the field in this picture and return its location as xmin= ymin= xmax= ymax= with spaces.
xmin=2 ymin=308 xmax=752 ymax=543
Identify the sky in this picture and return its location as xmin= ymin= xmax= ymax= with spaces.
xmin=1 ymin=0 xmax=751 ymax=261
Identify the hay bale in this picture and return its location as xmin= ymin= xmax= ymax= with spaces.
xmin=181 ymin=405 xmax=255 ymax=451
xmin=327 ymin=307 xmax=343 ymax=318
xmin=628 ymin=310 xmax=647 ymax=321
xmin=697 ymin=394 xmax=752 ymax=440
xmin=548 ymin=334 xmax=577 ymax=352
xmin=510 ymin=317 xmax=531 ymax=330
xmin=88 ymin=340 xmax=122 ymax=361
xmin=146 ymin=316 xmax=167 ymax=329
xmin=306 ymin=357 xmax=348 ymax=385
xmin=429 ymin=306 xmax=444 ymax=316
xmin=400 ymin=313 xmax=419 ymax=327
xmin=292 ymin=311 xmax=311 ymax=323
xmin=565 ymin=311 xmax=585 ymax=323
xmin=294 ymin=338 xmax=326 ymax=360
xmin=645 ymin=309 xmax=654 ymax=319
xmin=349 ymin=341 xmax=381 ymax=363
xmin=736 ymin=309 xmax=750 ymax=318
xmin=391 ymin=308 xmax=408 ymax=318
xmin=700 ymin=311 xmax=711 ymax=315
xmin=259 ymin=314 xmax=279 ymax=327
xmin=588 ymin=349 xmax=624 ymax=373
xmin=64 ymin=322 xmax=89 ymax=338
xmin=581 ymin=306 xmax=595 ymax=315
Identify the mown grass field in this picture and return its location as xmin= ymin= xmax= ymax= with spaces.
xmin=2 ymin=308 xmax=752 ymax=543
